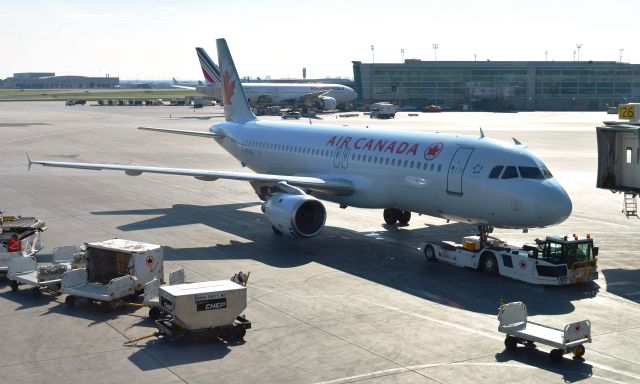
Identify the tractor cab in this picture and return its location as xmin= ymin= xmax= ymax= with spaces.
xmin=529 ymin=234 xmax=598 ymax=267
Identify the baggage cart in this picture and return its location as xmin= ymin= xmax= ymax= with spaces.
xmin=498 ymin=302 xmax=591 ymax=362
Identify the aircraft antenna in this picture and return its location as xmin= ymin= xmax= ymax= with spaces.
xmin=479 ymin=127 xmax=485 ymax=138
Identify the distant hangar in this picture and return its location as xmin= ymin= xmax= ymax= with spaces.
xmin=1 ymin=72 xmax=119 ymax=89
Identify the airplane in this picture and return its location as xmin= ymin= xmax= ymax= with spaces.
xmin=29 ymin=38 xmax=572 ymax=244
xmin=178 ymin=47 xmax=358 ymax=111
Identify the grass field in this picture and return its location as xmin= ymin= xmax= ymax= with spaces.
xmin=0 ymin=88 xmax=198 ymax=101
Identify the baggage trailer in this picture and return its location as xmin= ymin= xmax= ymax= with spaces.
xmin=62 ymin=239 xmax=163 ymax=309
xmin=498 ymin=302 xmax=591 ymax=362
xmin=0 ymin=213 xmax=47 ymax=271
xmin=422 ymin=234 xmax=598 ymax=285
xmin=143 ymin=268 xmax=186 ymax=320
xmin=156 ymin=280 xmax=250 ymax=341
xmin=7 ymin=246 xmax=80 ymax=297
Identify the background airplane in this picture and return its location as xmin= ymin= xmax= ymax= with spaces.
xmin=30 ymin=38 xmax=572 ymax=244
xmin=175 ymin=47 xmax=358 ymax=111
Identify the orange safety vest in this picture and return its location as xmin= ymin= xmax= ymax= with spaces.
xmin=7 ymin=237 xmax=21 ymax=252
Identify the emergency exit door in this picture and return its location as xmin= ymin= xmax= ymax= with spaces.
xmin=622 ymin=137 xmax=638 ymax=188
xmin=447 ymin=147 xmax=474 ymax=195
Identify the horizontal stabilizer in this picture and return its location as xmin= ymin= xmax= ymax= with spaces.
xmin=138 ymin=126 xmax=223 ymax=138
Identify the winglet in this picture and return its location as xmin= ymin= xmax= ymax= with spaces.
xmin=479 ymin=127 xmax=485 ymax=138
xmin=26 ymin=153 xmax=33 ymax=171
xmin=513 ymin=137 xmax=522 ymax=145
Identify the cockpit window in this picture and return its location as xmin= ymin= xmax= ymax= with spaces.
xmin=489 ymin=166 xmax=503 ymax=179
xmin=518 ymin=166 xmax=544 ymax=179
xmin=540 ymin=167 xmax=553 ymax=179
xmin=501 ymin=166 xmax=518 ymax=179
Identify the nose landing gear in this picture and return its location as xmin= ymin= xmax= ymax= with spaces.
xmin=478 ymin=225 xmax=495 ymax=248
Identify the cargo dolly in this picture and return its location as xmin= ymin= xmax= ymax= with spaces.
xmin=7 ymin=246 xmax=79 ymax=297
xmin=498 ymin=302 xmax=591 ymax=362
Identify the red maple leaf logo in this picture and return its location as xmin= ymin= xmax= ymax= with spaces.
xmin=423 ymin=142 xmax=444 ymax=160
xmin=222 ymin=70 xmax=236 ymax=105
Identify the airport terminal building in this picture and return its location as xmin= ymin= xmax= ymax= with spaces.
xmin=353 ymin=60 xmax=640 ymax=111
xmin=1 ymin=72 xmax=119 ymax=89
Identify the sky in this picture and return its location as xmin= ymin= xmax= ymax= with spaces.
xmin=1 ymin=0 xmax=637 ymax=80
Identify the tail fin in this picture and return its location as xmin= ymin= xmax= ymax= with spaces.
xmin=216 ymin=38 xmax=256 ymax=123
xmin=196 ymin=47 xmax=222 ymax=85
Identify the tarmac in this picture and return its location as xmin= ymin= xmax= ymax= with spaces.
xmin=1 ymin=102 xmax=640 ymax=384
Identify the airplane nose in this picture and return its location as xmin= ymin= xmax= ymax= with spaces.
xmin=536 ymin=181 xmax=572 ymax=225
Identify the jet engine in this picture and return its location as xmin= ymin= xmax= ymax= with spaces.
xmin=262 ymin=192 xmax=326 ymax=238
xmin=315 ymin=96 xmax=337 ymax=111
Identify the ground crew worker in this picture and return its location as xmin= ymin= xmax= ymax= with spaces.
xmin=7 ymin=234 xmax=21 ymax=253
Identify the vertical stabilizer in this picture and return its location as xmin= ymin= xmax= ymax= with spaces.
xmin=216 ymin=38 xmax=256 ymax=123
xmin=195 ymin=47 xmax=222 ymax=85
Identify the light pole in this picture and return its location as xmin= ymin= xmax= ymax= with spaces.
xmin=576 ymin=43 xmax=582 ymax=61
xmin=545 ymin=50 xmax=548 ymax=61
xmin=370 ymin=45 xmax=375 ymax=103
xmin=401 ymin=48 xmax=404 ymax=62
xmin=619 ymin=48 xmax=624 ymax=63
xmin=474 ymin=53 xmax=477 ymax=62
xmin=432 ymin=43 xmax=439 ymax=61
xmin=573 ymin=50 xmax=576 ymax=62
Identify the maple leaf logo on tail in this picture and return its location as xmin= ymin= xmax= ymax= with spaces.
xmin=222 ymin=70 xmax=236 ymax=105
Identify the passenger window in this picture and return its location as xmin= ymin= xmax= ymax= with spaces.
xmin=518 ymin=166 xmax=544 ymax=179
xmin=385 ymin=158 xmax=390 ymax=165
xmin=501 ymin=166 xmax=518 ymax=179
xmin=437 ymin=164 xmax=442 ymax=172
xmin=489 ymin=166 xmax=503 ymax=179
xmin=431 ymin=164 xmax=435 ymax=171
xmin=410 ymin=161 xmax=414 ymax=168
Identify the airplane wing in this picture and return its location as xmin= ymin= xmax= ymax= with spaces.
xmin=298 ymin=90 xmax=328 ymax=104
xmin=172 ymin=77 xmax=196 ymax=90
xmin=26 ymin=155 xmax=354 ymax=196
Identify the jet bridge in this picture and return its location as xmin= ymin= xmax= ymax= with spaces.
xmin=596 ymin=103 xmax=640 ymax=216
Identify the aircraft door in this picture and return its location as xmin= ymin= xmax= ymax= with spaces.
xmin=622 ymin=137 xmax=637 ymax=188
xmin=447 ymin=147 xmax=474 ymax=195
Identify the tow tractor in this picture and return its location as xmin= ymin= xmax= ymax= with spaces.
xmin=62 ymin=239 xmax=164 ymax=309
xmin=422 ymin=233 xmax=598 ymax=285
xmin=0 ymin=212 xmax=47 ymax=272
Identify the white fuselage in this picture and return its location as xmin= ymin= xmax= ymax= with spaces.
xmin=201 ymin=83 xmax=357 ymax=105
xmin=210 ymin=120 xmax=572 ymax=229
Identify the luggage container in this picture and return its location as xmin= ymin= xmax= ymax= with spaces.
xmin=61 ymin=239 xmax=163 ymax=309
xmin=155 ymin=280 xmax=250 ymax=341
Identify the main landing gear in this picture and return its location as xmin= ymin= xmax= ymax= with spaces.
xmin=383 ymin=208 xmax=411 ymax=226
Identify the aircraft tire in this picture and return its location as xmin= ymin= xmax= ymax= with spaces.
xmin=383 ymin=208 xmax=399 ymax=225
xmin=398 ymin=210 xmax=411 ymax=225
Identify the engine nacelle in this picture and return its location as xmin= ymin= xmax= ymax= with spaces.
xmin=315 ymin=96 xmax=337 ymax=111
xmin=263 ymin=193 xmax=326 ymax=238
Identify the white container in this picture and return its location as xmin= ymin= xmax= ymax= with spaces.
xmin=160 ymin=280 xmax=247 ymax=330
